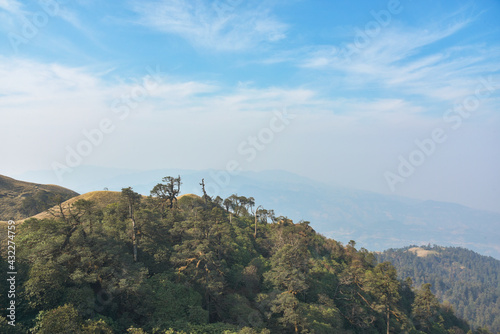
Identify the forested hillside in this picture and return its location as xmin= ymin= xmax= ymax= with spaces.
xmin=378 ymin=246 xmax=500 ymax=333
xmin=0 ymin=176 xmax=487 ymax=333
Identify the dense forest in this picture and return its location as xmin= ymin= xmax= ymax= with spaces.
xmin=0 ymin=176 xmax=491 ymax=333
xmin=378 ymin=246 xmax=500 ymax=333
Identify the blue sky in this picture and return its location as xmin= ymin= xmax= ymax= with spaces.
xmin=1 ymin=0 xmax=499 ymax=212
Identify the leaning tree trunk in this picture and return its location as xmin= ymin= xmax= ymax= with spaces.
xmin=129 ymin=203 xmax=138 ymax=262
xmin=386 ymin=307 xmax=390 ymax=334
xmin=131 ymin=216 xmax=137 ymax=262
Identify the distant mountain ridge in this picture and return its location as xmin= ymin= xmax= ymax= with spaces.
xmin=378 ymin=245 xmax=500 ymax=332
xmin=15 ymin=166 xmax=500 ymax=259
xmin=0 ymin=174 xmax=79 ymax=221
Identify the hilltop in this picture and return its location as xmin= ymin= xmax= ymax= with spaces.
xmin=378 ymin=245 xmax=500 ymax=332
xmin=30 ymin=191 xmax=198 ymax=220
xmin=0 ymin=174 xmax=79 ymax=221
xmin=30 ymin=190 xmax=123 ymax=220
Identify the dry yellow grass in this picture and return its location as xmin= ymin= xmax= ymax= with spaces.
xmin=178 ymin=193 xmax=200 ymax=200
xmin=30 ymin=190 xmax=123 ymax=220
xmin=407 ymin=247 xmax=439 ymax=257
xmin=0 ymin=191 xmax=205 ymax=252
xmin=8 ymin=191 xmax=200 ymax=223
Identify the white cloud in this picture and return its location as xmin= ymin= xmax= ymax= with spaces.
xmin=1 ymin=56 xmax=421 ymax=176
xmin=0 ymin=0 xmax=23 ymax=33
xmin=0 ymin=0 xmax=22 ymax=13
xmin=130 ymin=0 xmax=288 ymax=51
xmin=0 ymin=0 xmax=100 ymax=53
xmin=0 ymin=57 xmax=320 ymax=174
xmin=0 ymin=57 xmax=101 ymax=106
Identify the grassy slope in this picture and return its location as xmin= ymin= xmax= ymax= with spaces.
xmin=30 ymin=191 xmax=198 ymax=219
xmin=30 ymin=190 xmax=123 ymax=220
xmin=0 ymin=174 xmax=79 ymax=221
xmin=0 ymin=190 xmax=123 ymax=251
xmin=0 ymin=191 xmax=199 ymax=250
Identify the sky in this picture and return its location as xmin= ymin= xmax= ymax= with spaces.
xmin=0 ymin=0 xmax=499 ymax=213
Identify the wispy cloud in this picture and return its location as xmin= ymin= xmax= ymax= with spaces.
xmin=298 ymin=18 xmax=500 ymax=103
xmin=0 ymin=0 xmax=102 ymax=47
xmin=0 ymin=0 xmax=23 ymax=32
xmin=130 ymin=0 xmax=288 ymax=51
